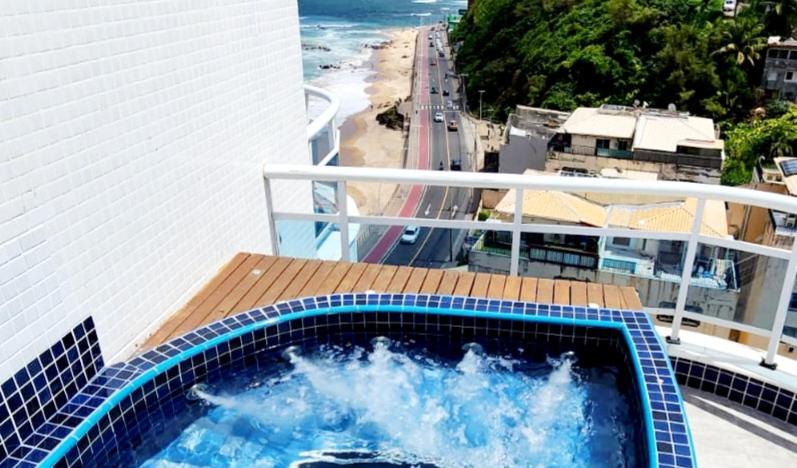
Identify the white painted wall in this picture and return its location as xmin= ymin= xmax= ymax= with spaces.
xmin=0 ymin=0 xmax=313 ymax=381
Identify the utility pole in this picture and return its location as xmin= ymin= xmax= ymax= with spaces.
xmin=478 ymin=90 xmax=485 ymax=122
xmin=449 ymin=205 xmax=459 ymax=262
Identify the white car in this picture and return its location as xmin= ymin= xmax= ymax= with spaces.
xmin=722 ymin=0 xmax=736 ymax=12
xmin=401 ymin=226 xmax=420 ymax=244
xmin=433 ymin=112 xmax=444 ymax=122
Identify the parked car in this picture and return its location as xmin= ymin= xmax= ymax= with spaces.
xmin=447 ymin=119 xmax=458 ymax=131
xmin=722 ymin=0 xmax=736 ymax=11
xmin=401 ymin=226 xmax=421 ymax=244
xmin=442 ymin=89 xmax=449 ymax=96
xmin=450 ymin=160 xmax=462 ymax=171
xmin=438 ymin=51 xmax=444 ymax=58
xmin=430 ymin=61 xmax=436 ymax=66
xmin=430 ymin=87 xmax=438 ymax=94
xmin=434 ymin=112 xmax=444 ymax=122
xmin=429 ymin=42 xmax=433 ymax=47
xmin=446 ymin=100 xmax=453 ymax=109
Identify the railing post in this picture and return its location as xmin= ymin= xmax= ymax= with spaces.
xmin=337 ymin=181 xmax=350 ymax=262
xmin=668 ymin=198 xmax=706 ymax=344
xmin=263 ymin=175 xmax=280 ymax=257
xmin=762 ymin=240 xmax=797 ymax=369
xmin=510 ymin=188 xmax=523 ymax=276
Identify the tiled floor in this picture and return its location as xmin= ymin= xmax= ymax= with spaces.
xmin=683 ymin=388 xmax=797 ymax=467
xmin=142 ymin=252 xmax=643 ymax=349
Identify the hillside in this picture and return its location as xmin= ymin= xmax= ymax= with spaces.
xmin=452 ymin=0 xmax=795 ymax=124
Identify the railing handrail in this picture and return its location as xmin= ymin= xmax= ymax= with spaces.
xmin=264 ymin=163 xmax=797 ymax=215
xmin=305 ymin=84 xmax=340 ymax=142
xmin=262 ymin=162 xmax=797 ymax=368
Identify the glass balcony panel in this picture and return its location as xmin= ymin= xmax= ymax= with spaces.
xmin=684 ymin=244 xmax=787 ymax=334
xmin=467 ymin=228 xmax=513 ymax=275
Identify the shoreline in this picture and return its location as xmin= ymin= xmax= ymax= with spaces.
xmin=338 ymin=27 xmax=418 ymax=215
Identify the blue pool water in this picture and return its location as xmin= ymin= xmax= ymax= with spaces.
xmin=139 ymin=338 xmax=639 ymax=467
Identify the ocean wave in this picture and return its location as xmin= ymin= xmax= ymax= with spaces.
xmin=411 ymin=12 xmax=433 ymax=17
xmin=412 ymin=0 xmax=438 ymax=3
xmin=300 ymin=23 xmax=356 ymax=30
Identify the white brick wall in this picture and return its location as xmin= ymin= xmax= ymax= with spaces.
xmin=0 ymin=0 xmax=313 ymax=381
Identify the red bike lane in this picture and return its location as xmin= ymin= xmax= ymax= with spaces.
xmin=362 ymin=28 xmax=430 ymax=263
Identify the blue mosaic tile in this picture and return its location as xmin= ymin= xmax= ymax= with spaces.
xmin=0 ymin=317 xmax=102 ymax=464
xmin=5 ymin=293 xmax=761 ymax=467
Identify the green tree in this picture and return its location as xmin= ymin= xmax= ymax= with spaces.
xmin=711 ymin=16 xmax=766 ymax=67
xmin=766 ymin=0 xmax=797 ymax=36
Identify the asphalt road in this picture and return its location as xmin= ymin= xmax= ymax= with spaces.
xmin=383 ymin=26 xmax=471 ymax=268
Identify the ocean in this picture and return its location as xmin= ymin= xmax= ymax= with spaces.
xmin=299 ymin=0 xmax=466 ymax=122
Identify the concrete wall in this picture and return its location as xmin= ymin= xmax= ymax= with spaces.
xmin=0 ymin=0 xmax=312 ymax=381
xmin=546 ymin=152 xmax=722 ymax=184
xmin=498 ymin=135 xmax=547 ymax=174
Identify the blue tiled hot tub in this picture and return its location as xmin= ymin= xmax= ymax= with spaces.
xmin=0 ymin=294 xmax=696 ymax=467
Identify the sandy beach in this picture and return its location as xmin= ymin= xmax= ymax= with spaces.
xmin=339 ymin=28 xmax=417 ymax=215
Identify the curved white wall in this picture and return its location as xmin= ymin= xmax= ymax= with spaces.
xmin=0 ymin=0 xmax=312 ymax=380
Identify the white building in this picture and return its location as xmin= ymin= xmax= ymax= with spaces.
xmin=0 ymin=0 xmax=315 ymax=381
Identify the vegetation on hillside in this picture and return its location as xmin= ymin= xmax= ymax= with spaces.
xmin=452 ymin=0 xmax=797 ymax=184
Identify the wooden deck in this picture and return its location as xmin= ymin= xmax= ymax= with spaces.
xmin=142 ymin=253 xmax=643 ymax=349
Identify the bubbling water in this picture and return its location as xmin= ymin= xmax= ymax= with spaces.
xmin=143 ymin=339 xmax=636 ymax=467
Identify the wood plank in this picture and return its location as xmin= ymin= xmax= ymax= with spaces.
xmin=315 ymin=262 xmax=353 ymax=295
xmin=519 ymin=277 xmax=538 ymax=302
xmin=486 ymin=274 xmax=506 ymax=299
xmin=172 ymin=254 xmax=264 ymax=336
xmin=587 ymin=283 xmax=604 ymax=307
xmin=436 ymin=271 xmax=459 ymax=295
xmin=553 ymin=280 xmax=571 ymax=305
xmin=386 ymin=266 xmax=413 ymax=293
xmin=602 ymin=284 xmax=623 ymax=309
xmin=143 ymin=253 xmax=251 ymax=347
xmin=453 ymin=272 xmax=476 ymax=296
xmin=352 ymin=263 xmax=384 ymax=292
xmin=470 ymin=273 xmax=491 ymax=297
xmin=570 ymin=281 xmax=588 ymax=307
xmin=420 ymin=269 xmax=444 ymax=294
xmin=297 ymin=261 xmax=338 ymax=298
xmin=370 ymin=265 xmax=398 ymax=292
xmin=334 ymin=263 xmax=368 ymax=293
xmin=257 ymin=259 xmax=308 ymax=305
xmin=204 ymin=255 xmax=277 ymax=323
xmin=402 ymin=268 xmax=427 ymax=293
xmin=232 ymin=256 xmax=292 ymax=314
xmin=273 ymin=260 xmax=322 ymax=302
xmin=502 ymin=276 xmax=521 ymax=301
xmin=620 ymin=287 xmax=643 ymax=310
xmin=536 ymin=278 xmax=554 ymax=304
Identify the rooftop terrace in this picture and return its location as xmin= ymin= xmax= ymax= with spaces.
xmin=135 ymin=253 xmax=797 ymax=467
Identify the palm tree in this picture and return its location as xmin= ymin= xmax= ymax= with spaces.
xmin=712 ymin=16 xmax=767 ymax=68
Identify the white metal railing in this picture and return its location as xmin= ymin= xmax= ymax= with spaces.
xmin=305 ymin=84 xmax=340 ymax=166
xmin=262 ymin=164 xmax=797 ymax=368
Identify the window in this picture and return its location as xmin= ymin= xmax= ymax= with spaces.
xmin=767 ymin=71 xmax=778 ymax=81
xmin=617 ymin=140 xmax=629 ymax=151
xmin=602 ymin=258 xmax=636 ymax=274
xmin=780 ymin=159 xmax=797 ymax=177
xmin=791 ymin=51 xmax=797 ymax=60
xmin=596 ymin=139 xmax=610 ymax=149
xmin=769 ymin=49 xmax=778 ymax=58
xmin=612 ymin=237 xmax=631 ymax=247
xmin=786 ymin=71 xmax=796 ymax=82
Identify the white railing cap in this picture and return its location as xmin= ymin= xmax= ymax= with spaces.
xmin=263 ymin=163 xmax=797 ymax=215
xmin=305 ymin=84 xmax=340 ymax=142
